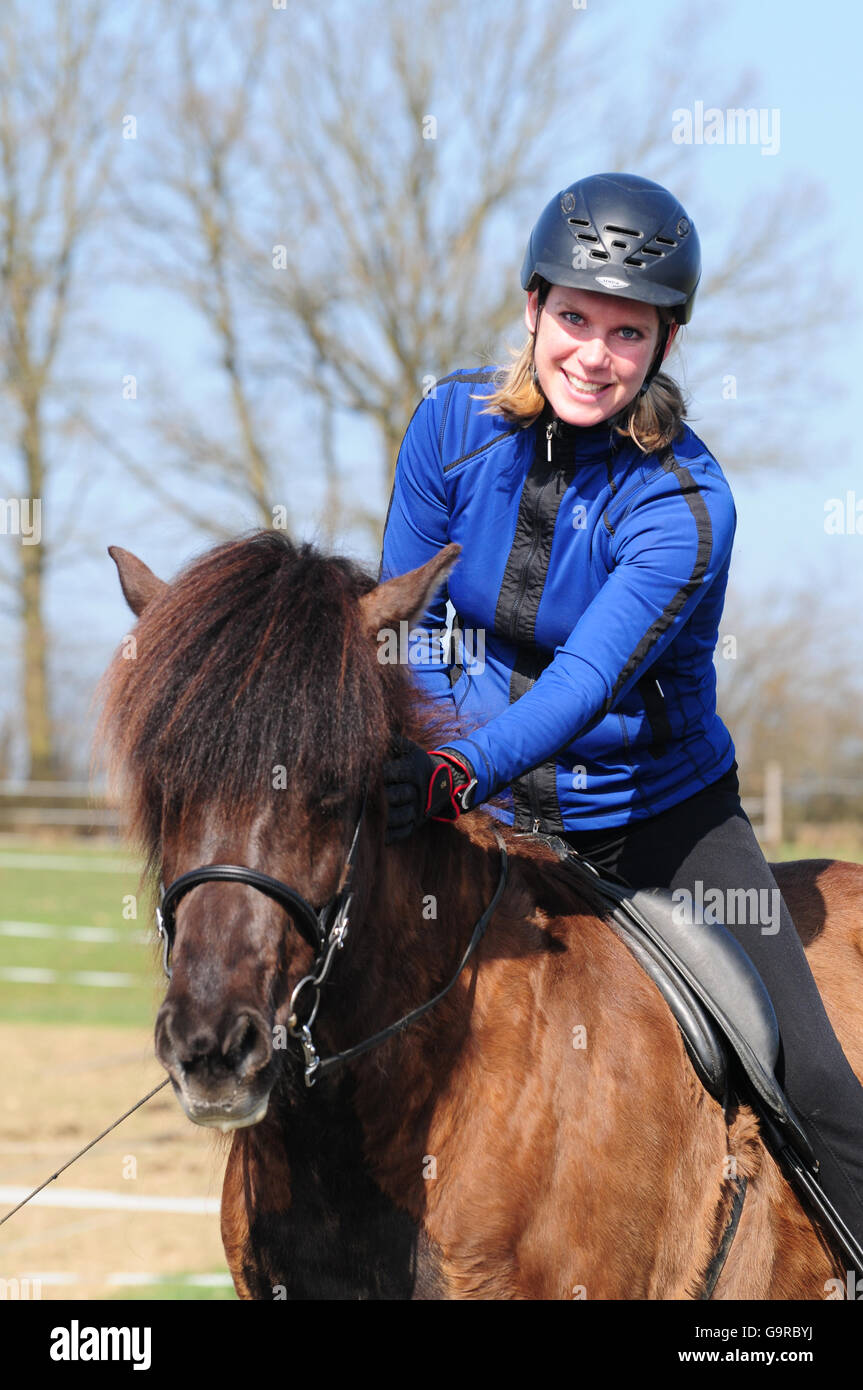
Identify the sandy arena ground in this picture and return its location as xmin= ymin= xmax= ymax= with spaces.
xmin=0 ymin=1022 xmax=234 ymax=1301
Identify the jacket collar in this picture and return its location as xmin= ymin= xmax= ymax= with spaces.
xmin=537 ymin=402 xmax=622 ymax=464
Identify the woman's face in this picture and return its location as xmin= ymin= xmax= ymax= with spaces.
xmin=525 ymin=284 xmax=678 ymax=426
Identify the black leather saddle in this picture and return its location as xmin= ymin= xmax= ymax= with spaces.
xmin=522 ymin=832 xmax=815 ymax=1159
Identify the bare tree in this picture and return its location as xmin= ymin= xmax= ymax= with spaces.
xmin=101 ymin=0 xmax=628 ymax=539
xmin=0 ymin=3 xmax=144 ymax=777
xmin=101 ymin=0 xmax=843 ymax=564
xmin=98 ymin=1 xmax=291 ymax=539
xmin=717 ymin=584 xmax=863 ymax=813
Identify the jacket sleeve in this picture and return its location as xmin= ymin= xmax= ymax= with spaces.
xmin=378 ymin=392 xmax=456 ymax=708
xmin=442 ymin=461 xmax=737 ymax=803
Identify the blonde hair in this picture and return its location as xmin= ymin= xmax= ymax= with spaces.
xmin=477 ymin=303 xmax=687 ymax=455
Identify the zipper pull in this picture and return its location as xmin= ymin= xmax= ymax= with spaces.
xmin=546 ymin=421 xmax=553 ymax=463
xmin=532 ymin=817 xmax=541 ymax=833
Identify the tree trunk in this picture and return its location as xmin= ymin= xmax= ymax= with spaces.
xmin=19 ymin=405 xmax=54 ymax=779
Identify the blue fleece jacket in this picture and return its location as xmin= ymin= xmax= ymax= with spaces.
xmin=379 ymin=368 xmax=737 ymax=831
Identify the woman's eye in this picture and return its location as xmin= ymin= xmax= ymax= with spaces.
xmin=562 ymin=312 xmax=584 ymax=325
xmin=619 ymin=326 xmax=644 ymax=340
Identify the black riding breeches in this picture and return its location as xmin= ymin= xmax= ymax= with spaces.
xmin=558 ymin=762 xmax=863 ymax=1251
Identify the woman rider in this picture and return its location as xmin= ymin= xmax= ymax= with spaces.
xmin=378 ymin=171 xmax=863 ymax=1255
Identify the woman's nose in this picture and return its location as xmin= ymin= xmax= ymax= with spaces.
xmin=577 ymin=336 xmax=611 ymax=369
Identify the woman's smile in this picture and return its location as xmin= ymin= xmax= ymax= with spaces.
xmin=562 ymin=369 xmax=613 ymax=398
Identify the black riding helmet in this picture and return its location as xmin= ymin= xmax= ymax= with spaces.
xmin=521 ymin=172 xmax=701 ymax=396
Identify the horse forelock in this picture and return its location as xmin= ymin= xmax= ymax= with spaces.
xmin=97 ymin=529 xmax=449 ymax=872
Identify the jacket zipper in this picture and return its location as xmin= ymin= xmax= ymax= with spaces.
xmin=525 ymin=768 xmax=543 ymax=832
xmin=520 ymin=422 xmax=559 ymax=833
xmin=638 ymin=673 xmax=671 ymax=757
xmin=508 ymin=424 xmax=562 ymax=639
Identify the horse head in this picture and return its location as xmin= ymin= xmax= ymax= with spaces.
xmin=99 ymin=532 xmax=460 ymax=1130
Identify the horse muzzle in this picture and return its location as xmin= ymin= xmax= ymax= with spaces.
xmin=155 ymin=1001 xmax=276 ymax=1130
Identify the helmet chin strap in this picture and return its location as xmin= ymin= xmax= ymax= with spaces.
xmin=638 ymin=322 xmax=670 ymax=397
xmin=530 ymin=280 xmax=550 ymax=391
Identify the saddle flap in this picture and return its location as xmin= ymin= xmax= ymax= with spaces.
xmin=525 ymin=833 xmax=816 ymax=1167
xmin=612 ymin=887 xmax=816 ymax=1165
xmin=625 ymin=886 xmax=780 ymax=1077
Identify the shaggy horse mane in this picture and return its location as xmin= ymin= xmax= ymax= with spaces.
xmin=97 ymin=530 xmax=458 ymax=875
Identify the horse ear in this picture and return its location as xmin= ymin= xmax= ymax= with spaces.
xmin=108 ymin=545 xmax=168 ymax=617
xmin=359 ymin=543 xmax=461 ymax=636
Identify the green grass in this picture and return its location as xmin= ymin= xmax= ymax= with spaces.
xmin=772 ymin=838 xmax=863 ymax=865
xmin=0 ymin=841 xmax=161 ymax=1028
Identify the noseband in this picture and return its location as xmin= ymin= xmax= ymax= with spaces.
xmin=155 ymin=796 xmax=509 ymax=1087
xmin=156 ymin=797 xmax=365 ymax=980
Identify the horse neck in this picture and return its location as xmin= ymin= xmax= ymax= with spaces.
xmin=317 ymin=820 xmax=500 ymax=1074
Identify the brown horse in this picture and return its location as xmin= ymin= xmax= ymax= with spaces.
xmin=98 ymin=529 xmax=863 ymax=1300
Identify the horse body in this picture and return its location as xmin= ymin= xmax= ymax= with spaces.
xmin=98 ymin=532 xmax=862 ymax=1300
xmin=220 ymin=829 xmax=853 ymax=1301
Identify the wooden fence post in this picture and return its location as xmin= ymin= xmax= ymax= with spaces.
xmin=763 ymin=761 xmax=783 ymax=852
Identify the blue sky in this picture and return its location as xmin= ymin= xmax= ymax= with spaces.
xmin=3 ymin=0 xmax=861 ymax=770
xmin=654 ymin=0 xmax=862 ymax=614
xmin=538 ymin=0 xmax=863 ymax=624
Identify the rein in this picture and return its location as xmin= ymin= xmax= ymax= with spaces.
xmin=3 ymin=812 xmax=745 ymax=1296
xmin=157 ymin=803 xmax=509 ymax=1087
xmin=307 ymin=825 xmax=508 ymax=1083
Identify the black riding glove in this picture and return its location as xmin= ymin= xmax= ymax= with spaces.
xmin=383 ymin=738 xmax=477 ymax=843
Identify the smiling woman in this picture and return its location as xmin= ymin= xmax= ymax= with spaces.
xmin=524 ymin=286 xmax=676 ymax=425
xmin=378 ymin=169 xmax=863 ymax=1258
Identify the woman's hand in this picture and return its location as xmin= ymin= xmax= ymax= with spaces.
xmin=382 ymin=738 xmax=477 ymax=842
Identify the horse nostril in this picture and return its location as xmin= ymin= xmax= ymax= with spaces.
xmin=221 ymin=1011 xmax=269 ymax=1075
xmin=177 ymin=1024 xmax=221 ymax=1072
xmin=156 ymin=1003 xmax=271 ymax=1080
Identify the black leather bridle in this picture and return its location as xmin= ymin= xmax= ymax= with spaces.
xmin=155 ymin=795 xmax=509 ymax=1087
xmin=156 ymin=796 xmax=366 ymax=981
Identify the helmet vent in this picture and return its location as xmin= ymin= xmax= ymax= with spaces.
xmin=568 ymin=217 xmax=590 ymax=227
xmin=640 ymin=246 xmax=663 ymax=258
xmin=654 ymin=234 xmax=677 ymax=246
xmin=624 ymin=256 xmax=645 ymax=268
xmin=610 ymin=240 xmax=628 ymax=249
xmin=604 ymin=223 xmax=640 ymax=237
xmin=588 ymin=250 xmax=609 ymax=261
xmin=575 ymin=232 xmax=599 ymax=243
